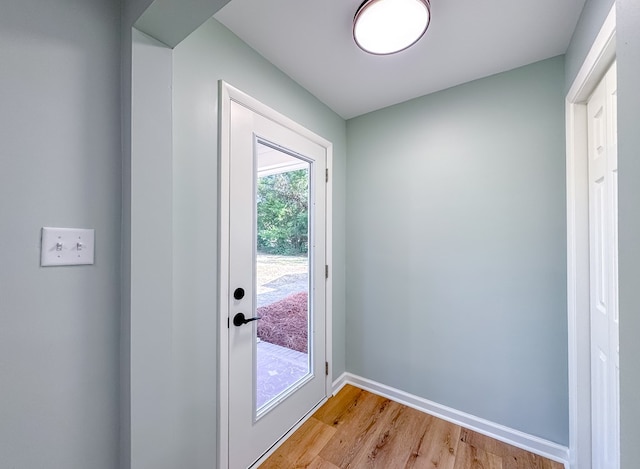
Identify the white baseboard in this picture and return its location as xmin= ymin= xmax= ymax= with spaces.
xmin=333 ymin=372 xmax=569 ymax=467
xmin=331 ymin=371 xmax=350 ymax=395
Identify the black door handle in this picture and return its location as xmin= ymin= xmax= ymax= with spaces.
xmin=233 ymin=312 xmax=261 ymax=327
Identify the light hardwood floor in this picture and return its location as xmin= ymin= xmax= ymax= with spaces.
xmin=260 ymin=385 xmax=564 ymax=469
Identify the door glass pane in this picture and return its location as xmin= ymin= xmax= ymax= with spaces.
xmin=255 ymin=140 xmax=311 ymax=416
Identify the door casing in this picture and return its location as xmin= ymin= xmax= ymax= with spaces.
xmin=218 ymin=81 xmax=334 ymax=468
xmin=565 ymin=4 xmax=617 ymax=469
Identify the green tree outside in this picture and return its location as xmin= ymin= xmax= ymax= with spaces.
xmin=257 ymin=169 xmax=309 ymax=255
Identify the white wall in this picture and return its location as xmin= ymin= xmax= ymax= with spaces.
xmin=0 ymin=0 xmax=121 ymax=467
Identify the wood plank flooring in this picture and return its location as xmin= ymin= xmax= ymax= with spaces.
xmin=259 ymin=385 xmax=564 ymax=469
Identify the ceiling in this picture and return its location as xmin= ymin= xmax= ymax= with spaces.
xmin=215 ymin=0 xmax=586 ymax=120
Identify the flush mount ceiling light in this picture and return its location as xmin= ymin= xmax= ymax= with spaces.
xmin=353 ymin=0 xmax=431 ymax=55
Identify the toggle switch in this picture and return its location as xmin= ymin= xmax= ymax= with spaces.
xmin=41 ymin=227 xmax=95 ymax=266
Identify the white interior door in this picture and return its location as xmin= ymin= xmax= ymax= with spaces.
xmin=225 ymin=96 xmax=328 ymax=469
xmin=587 ymin=60 xmax=618 ymax=469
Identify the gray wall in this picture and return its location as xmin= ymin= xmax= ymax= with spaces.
xmin=173 ymin=14 xmax=347 ymax=380
xmin=121 ymin=3 xmax=155 ymax=467
xmin=615 ymin=1 xmax=640 ymax=466
xmin=134 ymin=0 xmax=231 ymax=47
xmin=0 ymin=0 xmax=121 ymax=468
xmin=346 ymin=57 xmax=568 ymax=444
xmin=565 ymin=1 xmax=640 ymax=466
xmin=130 ymin=29 xmax=175 ymax=469
xmin=122 ymin=2 xmax=233 ymax=467
xmin=127 ymin=16 xmax=348 ymax=469
xmin=564 ymin=0 xmax=616 ymax=92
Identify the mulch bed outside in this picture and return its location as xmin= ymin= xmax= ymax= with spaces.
xmin=257 ymin=291 xmax=309 ymax=353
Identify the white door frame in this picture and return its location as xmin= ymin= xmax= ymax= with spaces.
xmin=566 ymin=5 xmax=616 ymax=469
xmin=218 ymin=81 xmax=333 ymax=468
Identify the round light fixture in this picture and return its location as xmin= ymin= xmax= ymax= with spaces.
xmin=353 ymin=0 xmax=431 ymax=55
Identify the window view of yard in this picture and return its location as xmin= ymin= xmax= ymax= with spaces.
xmin=256 ymin=254 xmax=308 ymax=353
xmin=255 ymin=158 xmax=312 ymax=409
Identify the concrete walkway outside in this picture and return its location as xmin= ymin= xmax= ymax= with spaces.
xmin=256 ymin=340 xmax=308 ymax=409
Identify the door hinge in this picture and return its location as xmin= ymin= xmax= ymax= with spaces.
xmin=325 ymin=168 xmax=329 ymax=183
xmin=325 ymin=265 xmax=329 ymax=279
xmin=325 ymin=362 xmax=329 ymax=376
xmin=227 ymin=317 xmax=230 ymax=329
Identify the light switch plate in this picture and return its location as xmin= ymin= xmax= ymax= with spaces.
xmin=41 ymin=227 xmax=95 ymax=266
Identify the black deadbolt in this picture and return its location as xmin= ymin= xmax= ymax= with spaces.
xmin=233 ymin=288 xmax=245 ymax=300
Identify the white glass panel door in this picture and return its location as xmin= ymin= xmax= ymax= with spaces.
xmin=227 ymin=99 xmax=327 ymax=469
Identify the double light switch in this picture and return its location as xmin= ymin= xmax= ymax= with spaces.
xmin=41 ymin=227 xmax=95 ymax=266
